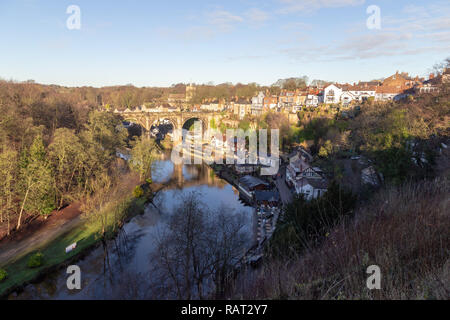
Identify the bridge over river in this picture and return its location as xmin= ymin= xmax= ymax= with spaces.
xmin=113 ymin=109 xmax=227 ymax=135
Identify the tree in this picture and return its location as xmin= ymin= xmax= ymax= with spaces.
xmin=0 ymin=146 xmax=18 ymax=236
xmin=269 ymin=182 xmax=356 ymax=257
xmin=80 ymin=111 xmax=128 ymax=192
xmin=129 ymin=137 xmax=158 ymax=181
xmin=48 ymin=128 xmax=86 ymax=209
xmin=210 ymin=206 xmax=248 ymax=299
xmin=318 ymin=140 xmax=333 ymax=158
xmin=82 ymin=172 xmax=114 ymax=238
xmin=151 ymin=192 xmax=248 ymax=299
xmin=17 ymin=135 xmax=55 ymax=229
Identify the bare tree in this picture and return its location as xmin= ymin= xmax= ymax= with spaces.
xmin=150 ymin=192 xmax=249 ymax=299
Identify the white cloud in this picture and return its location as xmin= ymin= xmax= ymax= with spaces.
xmin=206 ymin=10 xmax=244 ymax=31
xmin=278 ymin=0 xmax=365 ymax=13
xmin=280 ymin=1 xmax=450 ymax=62
xmin=245 ymin=8 xmax=270 ymax=26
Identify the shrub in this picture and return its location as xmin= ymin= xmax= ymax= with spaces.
xmin=146 ymin=178 xmax=152 ymax=184
xmin=0 ymin=269 xmax=8 ymax=282
xmin=133 ymin=185 xmax=144 ymax=198
xmin=27 ymin=252 xmax=44 ymax=268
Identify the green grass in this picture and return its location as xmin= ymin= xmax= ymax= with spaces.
xmin=0 ymin=195 xmax=147 ymax=298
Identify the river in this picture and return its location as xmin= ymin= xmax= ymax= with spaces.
xmin=10 ymin=152 xmax=255 ymax=300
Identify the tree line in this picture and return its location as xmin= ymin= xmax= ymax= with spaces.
xmin=0 ymin=81 xmax=158 ymax=237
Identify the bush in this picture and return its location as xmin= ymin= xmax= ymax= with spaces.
xmin=27 ymin=252 xmax=44 ymax=268
xmin=133 ymin=185 xmax=144 ymax=198
xmin=0 ymin=269 xmax=8 ymax=282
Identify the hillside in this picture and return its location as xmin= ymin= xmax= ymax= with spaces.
xmin=228 ymin=84 xmax=450 ymax=300
xmin=230 ymin=178 xmax=449 ymax=299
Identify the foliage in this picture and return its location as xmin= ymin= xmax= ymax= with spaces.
xmin=269 ymin=182 xmax=356 ymax=257
xmin=0 ymin=269 xmax=7 ymax=282
xmin=27 ymin=252 xmax=44 ymax=268
xmin=133 ymin=186 xmax=144 ymax=198
xmin=48 ymin=128 xmax=86 ymax=208
xmin=210 ymin=118 xmax=217 ymax=129
xmin=353 ymin=102 xmax=440 ymax=184
xmin=129 ymin=137 xmax=158 ymax=181
xmin=19 ymin=135 xmax=55 ymax=221
xmin=318 ymin=140 xmax=333 ymax=158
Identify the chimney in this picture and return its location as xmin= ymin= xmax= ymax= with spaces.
xmin=429 ymin=73 xmax=435 ymax=80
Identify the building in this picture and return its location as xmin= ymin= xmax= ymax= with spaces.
xmin=295 ymin=92 xmax=307 ymax=106
xmin=375 ymin=86 xmax=403 ymax=101
xmin=305 ymin=94 xmax=320 ymax=107
xmin=251 ymin=91 xmax=265 ymax=116
xmin=323 ymin=84 xmax=343 ymax=104
xmin=285 ymin=151 xmax=327 ymax=200
xmin=293 ymin=178 xmax=328 ymax=200
xmin=233 ymin=98 xmax=252 ymax=120
xmin=200 ymin=99 xmax=223 ymax=112
xmin=382 ymin=71 xmax=417 ymax=88
xmin=238 ymin=175 xmax=270 ymax=199
xmin=278 ymin=90 xmax=296 ymax=108
xmin=186 ymin=84 xmax=196 ymax=102
xmin=340 ymin=83 xmax=377 ymax=104
xmin=416 ymin=74 xmax=441 ymax=94
xmin=254 ymin=189 xmax=281 ymax=207
xmin=263 ymin=96 xmax=278 ymax=111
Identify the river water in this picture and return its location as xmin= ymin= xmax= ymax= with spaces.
xmin=10 ymin=153 xmax=255 ymax=300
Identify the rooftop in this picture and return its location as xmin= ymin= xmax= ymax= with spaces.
xmin=239 ymin=175 xmax=269 ymax=189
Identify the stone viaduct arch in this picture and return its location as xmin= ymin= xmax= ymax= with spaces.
xmin=115 ymin=110 xmax=224 ymax=139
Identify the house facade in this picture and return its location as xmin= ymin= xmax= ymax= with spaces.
xmin=251 ymin=91 xmax=265 ymax=116
xmin=285 ymin=149 xmax=327 ymax=200
xmin=323 ymin=84 xmax=343 ymax=104
xmin=263 ymin=96 xmax=278 ymax=111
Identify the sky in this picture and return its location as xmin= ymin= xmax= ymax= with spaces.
xmin=0 ymin=0 xmax=449 ymax=87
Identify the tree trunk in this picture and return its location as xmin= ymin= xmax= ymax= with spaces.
xmin=7 ymin=212 xmax=10 ymax=237
xmin=17 ymin=187 xmax=30 ymax=230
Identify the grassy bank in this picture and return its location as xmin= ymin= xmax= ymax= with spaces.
xmin=0 ymin=191 xmax=148 ymax=298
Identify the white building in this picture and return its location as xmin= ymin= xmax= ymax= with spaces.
xmin=200 ymin=101 xmax=221 ymax=112
xmin=324 ymin=84 xmax=343 ymax=104
xmin=375 ymin=87 xmax=402 ymax=101
xmin=305 ymin=94 xmax=320 ymax=107
xmin=340 ymin=87 xmax=376 ymax=104
xmin=251 ymin=91 xmax=265 ymax=116
xmin=293 ymin=178 xmax=328 ymax=200
xmin=285 ymin=153 xmax=328 ymax=200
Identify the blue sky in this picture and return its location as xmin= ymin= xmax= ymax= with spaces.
xmin=0 ymin=0 xmax=449 ymax=87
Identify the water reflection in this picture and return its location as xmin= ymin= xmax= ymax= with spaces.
xmin=11 ymin=153 xmax=254 ymax=300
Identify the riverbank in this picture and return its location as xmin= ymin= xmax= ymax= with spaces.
xmin=0 ymin=182 xmax=151 ymax=298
